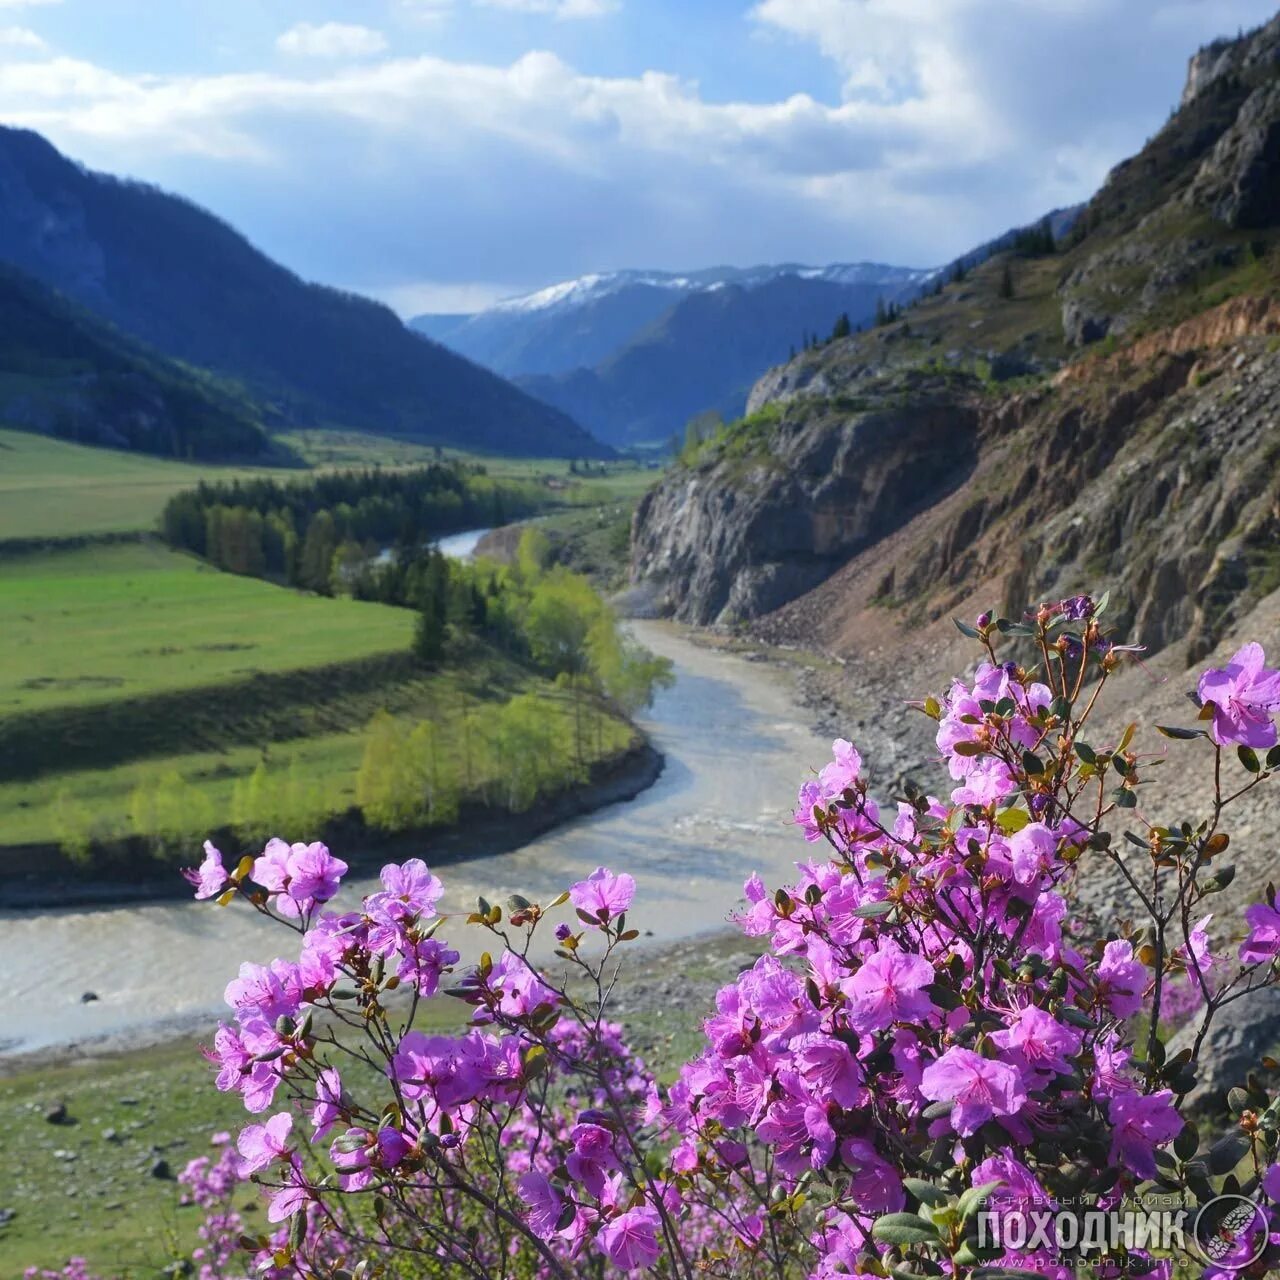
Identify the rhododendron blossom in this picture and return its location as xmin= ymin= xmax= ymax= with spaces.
xmin=1198 ymin=642 xmax=1280 ymax=748
xmin=121 ymin=605 xmax=1280 ymax=1280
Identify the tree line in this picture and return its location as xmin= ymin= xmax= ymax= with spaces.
xmin=160 ymin=462 xmax=551 ymax=593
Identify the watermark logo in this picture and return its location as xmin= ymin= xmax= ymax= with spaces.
xmin=1192 ymin=1195 xmax=1269 ymax=1272
xmin=977 ymin=1206 xmax=1188 ymax=1256
xmin=974 ymin=1195 xmax=1270 ymax=1274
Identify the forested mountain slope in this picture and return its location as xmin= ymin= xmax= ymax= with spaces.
xmin=0 ymin=127 xmax=606 ymax=458
xmin=0 ymin=264 xmax=274 ymax=460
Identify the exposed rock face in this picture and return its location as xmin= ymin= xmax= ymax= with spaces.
xmin=1182 ymin=15 xmax=1280 ymax=107
xmin=632 ymin=19 xmax=1280 ymax=646
xmin=631 ymin=380 xmax=979 ymax=625
xmin=1187 ymin=78 xmax=1280 ymax=228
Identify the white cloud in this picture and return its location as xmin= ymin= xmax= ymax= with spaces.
xmin=372 ymin=279 xmax=520 ymax=316
xmin=3 ymin=0 xmax=1276 ymax=296
xmin=0 ymin=24 xmax=44 ymax=48
xmin=276 ymin=22 xmax=388 ymax=59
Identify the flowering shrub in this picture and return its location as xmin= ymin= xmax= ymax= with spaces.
xmin=89 ymin=599 xmax=1280 ymax=1277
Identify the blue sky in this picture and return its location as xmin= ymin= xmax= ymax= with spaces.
xmin=0 ymin=0 xmax=1275 ymax=315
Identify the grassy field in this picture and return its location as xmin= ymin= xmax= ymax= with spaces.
xmin=0 ymin=676 xmax=634 ymax=848
xmin=0 ymin=428 xmax=277 ymax=542
xmin=0 ymin=426 xmax=662 ymax=545
xmin=0 ymin=540 xmax=636 ymax=851
xmin=0 ymin=542 xmax=414 ymax=718
xmin=0 ymin=933 xmax=754 ymax=1274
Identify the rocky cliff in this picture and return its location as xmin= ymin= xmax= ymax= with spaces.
xmin=631 ymin=16 xmax=1280 ymax=659
xmin=631 ymin=375 xmax=979 ymax=624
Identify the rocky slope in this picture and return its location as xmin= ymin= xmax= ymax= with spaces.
xmin=631 ymin=15 xmax=1280 ymax=653
xmin=628 ymin=15 xmax=1280 ymax=1086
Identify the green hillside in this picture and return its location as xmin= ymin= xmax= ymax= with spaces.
xmin=0 ymin=127 xmax=608 ymax=458
xmin=0 ymin=265 xmax=274 ymax=461
xmin=0 ymin=428 xmax=275 ymax=541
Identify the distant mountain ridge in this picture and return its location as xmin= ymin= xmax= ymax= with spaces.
xmin=412 ymin=263 xmax=933 ymax=446
xmin=0 ymin=127 xmax=607 ymax=459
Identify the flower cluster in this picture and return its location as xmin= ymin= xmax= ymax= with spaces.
xmin=153 ymin=609 xmax=1280 ymax=1280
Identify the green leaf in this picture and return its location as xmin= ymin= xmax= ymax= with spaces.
xmin=1021 ymin=751 xmax=1046 ymax=776
xmin=1172 ymin=1126 xmax=1198 ymax=1167
xmin=996 ymin=807 xmax=1031 ymax=835
xmin=1157 ymin=725 xmax=1206 ymax=740
xmin=902 ymin=1179 xmax=948 ymax=1207
xmin=853 ymin=900 xmax=895 ymax=919
xmin=1207 ymin=1133 xmax=1251 ymax=1174
xmin=952 ymin=741 xmax=984 ymax=757
xmin=871 ymin=1213 xmax=940 ymax=1246
xmin=996 ymin=619 xmax=1035 ymax=637
xmin=1204 ymin=864 xmax=1236 ymax=894
xmin=1060 ymin=1006 xmax=1097 ymax=1030
xmin=1114 ymin=787 xmax=1137 ymax=809
xmin=1239 ymin=746 xmax=1261 ymax=774
xmin=1075 ymin=742 xmax=1097 ymax=764
xmin=957 ymin=1180 xmax=1005 ymax=1220
xmin=923 ymin=982 xmax=962 ymax=1010
xmin=1267 ymin=745 xmax=1280 ymax=770
xmin=954 ymin=618 xmax=981 ymax=639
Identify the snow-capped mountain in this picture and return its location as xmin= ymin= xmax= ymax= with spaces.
xmin=409 ymin=262 xmax=933 ymax=445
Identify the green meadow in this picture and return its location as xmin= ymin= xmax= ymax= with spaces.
xmin=0 ymin=541 xmax=414 ymax=717
xmin=0 ymin=428 xmax=274 ymax=542
xmin=0 ymin=537 xmax=637 ymax=855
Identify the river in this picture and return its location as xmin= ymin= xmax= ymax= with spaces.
xmin=0 ymin=624 xmax=833 ymax=1056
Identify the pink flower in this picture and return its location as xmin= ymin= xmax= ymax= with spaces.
xmin=371 ymin=858 xmax=444 ymax=919
xmin=236 ymin=1112 xmax=292 ymax=1176
xmin=266 ymin=1155 xmax=310 ymax=1222
xmin=1178 ymin=913 xmax=1214 ymax=973
xmin=1097 ymin=940 xmax=1146 ymax=1019
xmin=183 ymin=841 xmax=229 ymax=900
xmin=1263 ymin=1163 xmax=1280 ymax=1202
xmin=598 ymin=1205 xmax=661 ymax=1271
xmin=570 ymin=865 xmax=635 ymax=923
xmin=1107 ymin=1089 xmax=1181 ymax=1180
xmin=1241 ymin=901 xmax=1280 ymax=964
xmin=920 ymin=1047 xmax=1027 ymax=1136
xmin=518 ymin=1170 xmax=564 ymax=1240
xmin=1009 ymin=823 xmax=1057 ymax=887
xmin=284 ymin=842 xmax=347 ymax=912
xmin=843 ymin=945 xmax=935 ymax=1033
xmin=567 ymin=1122 xmax=618 ymax=1197
xmin=840 ymin=1137 xmax=905 ymax=1214
xmin=252 ymin=838 xmax=292 ymax=894
xmin=991 ymin=1006 xmax=1081 ymax=1080
xmin=793 ymin=1032 xmax=865 ymax=1108
xmin=818 ymin=738 xmax=862 ymax=798
xmin=1198 ymin=643 xmax=1280 ymax=748
xmin=396 ymin=937 xmax=460 ymax=997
